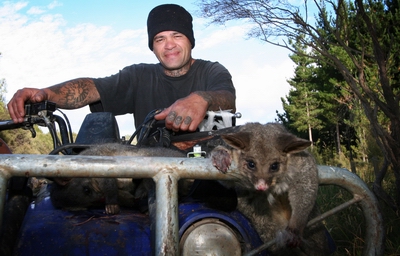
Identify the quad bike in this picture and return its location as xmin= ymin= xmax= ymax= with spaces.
xmin=0 ymin=101 xmax=384 ymax=255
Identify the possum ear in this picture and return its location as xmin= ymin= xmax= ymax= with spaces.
xmin=221 ymin=132 xmax=251 ymax=150
xmin=278 ymin=134 xmax=311 ymax=154
xmin=53 ymin=177 xmax=73 ymax=186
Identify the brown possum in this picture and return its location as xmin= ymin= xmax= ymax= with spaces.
xmin=50 ymin=143 xmax=185 ymax=214
xmin=210 ymin=122 xmax=331 ymax=255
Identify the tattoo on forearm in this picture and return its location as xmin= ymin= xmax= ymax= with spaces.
xmin=194 ymin=91 xmax=236 ymax=111
xmin=49 ymin=78 xmax=95 ymax=108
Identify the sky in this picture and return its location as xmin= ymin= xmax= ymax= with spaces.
xmin=0 ymin=0 xmax=294 ymax=136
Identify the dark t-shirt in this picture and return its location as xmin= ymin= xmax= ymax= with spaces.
xmin=91 ymin=59 xmax=235 ymax=128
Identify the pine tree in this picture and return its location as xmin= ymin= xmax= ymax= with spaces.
xmin=284 ymin=42 xmax=323 ymax=146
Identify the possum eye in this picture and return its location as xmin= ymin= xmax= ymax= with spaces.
xmin=270 ymin=162 xmax=280 ymax=172
xmin=246 ymin=160 xmax=256 ymax=170
xmin=83 ymin=186 xmax=92 ymax=195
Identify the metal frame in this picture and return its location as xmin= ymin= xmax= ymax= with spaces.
xmin=0 ymin=155 xmax=384 ymax=255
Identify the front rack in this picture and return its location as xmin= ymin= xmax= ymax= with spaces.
xmin=0 ymin=154 xmax=384 ymax=255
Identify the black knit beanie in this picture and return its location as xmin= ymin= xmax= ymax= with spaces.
xmin=147 ymin=4 xmax=195 ymax=51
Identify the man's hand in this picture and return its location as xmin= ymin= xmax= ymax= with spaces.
xmin=154 ymin=92 xmax=209 ymax=132
xmin=7 ymin=88 xmax=48 ymax=123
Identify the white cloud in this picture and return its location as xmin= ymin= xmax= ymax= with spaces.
xmin=48 ymin=1 xmax=62 ymax=10
xmin=195 ymin=22 xmax=250 ymax=50
xmin=234 ymin=58 xmax=294 ymax=124
xmin=27 ymin=6 xmax=45 ymax=15
xmin=0 ymin=1 xmax=27 ymax=14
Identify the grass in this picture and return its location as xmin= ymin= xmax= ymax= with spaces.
xmin=315 ymin=162 xmax=400 ymax=256
xmin=318 ymin=185 xmax=368 ymax=255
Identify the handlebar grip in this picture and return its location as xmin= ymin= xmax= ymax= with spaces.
xmin=0 ymin=120 xmax=25 ymax=131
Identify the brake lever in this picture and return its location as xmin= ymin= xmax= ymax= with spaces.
xmin=27 ymin=125 xmax=36 ymax=138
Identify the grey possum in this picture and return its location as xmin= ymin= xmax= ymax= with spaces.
xmin=50 ymin=143 xmax=185 ymax=214
xmin=210 ymin=122 xmax=332 ymax=255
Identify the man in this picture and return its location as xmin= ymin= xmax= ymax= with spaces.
xmin=7 ymin=4 xmax=236 ymax=133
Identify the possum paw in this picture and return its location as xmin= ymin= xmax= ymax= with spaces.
xmin=276 ymin=228 xmax=302 ymax=248
xmin=210 ymin=147 xmax=232 ymax=174
xmin=105 ymin=204 xmax=120 ymax=215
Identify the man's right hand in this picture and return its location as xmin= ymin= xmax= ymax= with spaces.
xmin=7 ymin=88 xmax=48 ymax=123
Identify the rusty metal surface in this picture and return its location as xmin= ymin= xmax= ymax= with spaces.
xmin=0 ymin=155 xmax=384 ymax=256
xmin=154 ymin=171 xmax=179 ymax=255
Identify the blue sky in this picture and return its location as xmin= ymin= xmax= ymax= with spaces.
xmin=0 ymin=0 xmax=294 ymax=135
xmin=32 ymin=0 xmax=173 ymax=29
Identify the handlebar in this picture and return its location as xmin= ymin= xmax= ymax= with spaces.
xmin=0 ymin=101 xmax=73 ymax=153
xmin=0 ymin=102 xmax=241 ymax=155
xmin=0 ymin=101 xmax=57 ymax=132
xmin=0 ymin=120 xmax=27 ymax=131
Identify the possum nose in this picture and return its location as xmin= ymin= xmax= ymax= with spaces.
xmin=255 ymin=180 xmax=268 ymax=191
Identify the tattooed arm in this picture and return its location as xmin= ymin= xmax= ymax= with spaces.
xmin=155 ymin=90 xmax=236 ymax=132
xmin=193 ymin=90 xmax=236 ymax=112
xmin=7 ymin=78 xmax=100 ymax=123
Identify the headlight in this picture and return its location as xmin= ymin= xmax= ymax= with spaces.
xmin=180 ymin=218 xmax=242 ymax=255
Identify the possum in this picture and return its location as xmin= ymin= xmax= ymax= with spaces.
xmin=210 ymin=122 xmax=332 ymax=255
xmin=50 ymin=143 xmax=186 ymax=214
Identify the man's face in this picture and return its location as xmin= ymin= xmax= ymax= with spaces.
xmin=152 ymin=31 xmax=192 ymax=74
